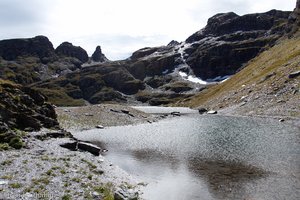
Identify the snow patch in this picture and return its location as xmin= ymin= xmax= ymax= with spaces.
xmin=178 ymin=71 xmax=208 ymax=85
xmin=206 ymin=75 xmax=231 ymax=82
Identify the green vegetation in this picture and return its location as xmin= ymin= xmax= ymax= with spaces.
xmin=62 ymin=194 xmax=72 ymax=200
xmin=0 ymin=143 xmax=10 ymax=151
xmin=9 ymin=183 xmax=22 ymax=188
xmin=93 ymin=183 xmax=114 ymax=200
xmin=32 ymin=177 xmax=50 ymax=185
xmin=0 ymin=131 xmax=24 ymax=150
xmin=1 ymin=159 xmax=13 ymax=166
xmin=87 ymin=174 xmax=93 ymax=180
xmin=71 ymin=177 xmax=81 ymax=183
xmin=34 ymin=87 xmax=84 ymax=106
xmin=8 ymin=137 xmax=24 ymax=149
xmin=81 ymin=158 xmax=97 ymax=170
xmin=1 ymin=174 xmax=13 ymax=180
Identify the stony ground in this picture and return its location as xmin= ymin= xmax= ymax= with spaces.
xmin=56 ymin=104 xmax=161 ymax=132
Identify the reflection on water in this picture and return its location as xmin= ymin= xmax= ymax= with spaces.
xmin=187 ymin=159 xmax=267 ymax=200
xmin=74 ymin=115 xmax=300 ymax=200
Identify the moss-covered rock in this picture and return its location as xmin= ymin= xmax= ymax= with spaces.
xmin=0 ymin=79 xmax=59 ymax=149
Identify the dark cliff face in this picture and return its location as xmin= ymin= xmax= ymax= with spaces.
xmin=183 ymin=10 xmax=291 ymax=79
xmin=0 ymin=36 xmax=56 ymax=62
xmin=55 ymin=42 xmax=89 ymax=63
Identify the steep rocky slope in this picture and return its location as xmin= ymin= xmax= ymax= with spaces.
xmin=0 ymin=79 xmax=59 ymax=149
xmin=180 ymin=36 xmax=299 ymax=120
xmin=179 ymin=0 xmax=300 ymax=120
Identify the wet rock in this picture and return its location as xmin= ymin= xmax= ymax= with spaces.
xmin=110 ymin=109 xmax=120 ymax=113
xmin=121 ymin=109 xmax=130 ymax=114
xmin=288 ymin=70 xmax=300 ymax=79
xmin=198 ymin=108 xmax=208 ymax=114
xmin=171 ymin=111 xmax=181 ymax=116
xmin=60 ymin=142 xmax=78 ymax=151
xmin=96 ymin=125 xmax=104 ymax=129
xmin=46 ymin=131 xmax=72 ymax=138
xmin=0 ymin=179 xmax=9 ymax=185
xmin=114 ymin=188 xmax=138 ymax=200
xmin=207 ymin=110 xmax=218 ymax=114
xmin=77 ymin=142 xmax=101 ymax=156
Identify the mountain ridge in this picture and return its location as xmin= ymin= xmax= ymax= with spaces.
xmin=0 ymin=6 xmax=298 ymax=106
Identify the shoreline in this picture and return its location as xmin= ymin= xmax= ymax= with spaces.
xmin=0 ymin=128 xmax=143 ymax=200
xmin=1 ymin=104 xmax=299 ymax=200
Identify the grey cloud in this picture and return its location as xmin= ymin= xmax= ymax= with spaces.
xmin=0 ymin=0 xmax=48 ymax=27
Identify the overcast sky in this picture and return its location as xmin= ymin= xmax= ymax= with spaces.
xmin=0 ymin=0 xmax=296 ymax=60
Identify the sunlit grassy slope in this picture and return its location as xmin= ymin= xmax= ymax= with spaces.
xmin=179 ymin=32 xmax=300 ymax=117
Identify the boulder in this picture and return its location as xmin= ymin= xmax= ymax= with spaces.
xmin=207 ymin=110 xmax=218 ymax=114
xmin=121 ymin=109 xmax=130 ymax=114
xmin=60 ymin=141 xmax=102 ymax=156
xmin=96 ymin=125 xmax=104 ymax=129
xmin=114 ymin=188 xmax=138 ymax=200
xmin=288 ymin=70 xmax=300 ymax=79
xmin=198 ymin=108 xmax=208 ymax=114
xmin=77 ymin=142 xmax=101 ymax=156
xmin=171 ymin=111 xmax=181 ymax=116
xmin=60 ymin=142 xmax=78 ymax=151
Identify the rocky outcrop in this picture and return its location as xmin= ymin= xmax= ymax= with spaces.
xmin=91 ymin=46 xmax=108 ymax=62
xmin=287 ymin=0 xmax=300 ymax=33
xmin=55 ymin=42 xmax=88 ymax=63
xmin=32 ymin=63 xmax=145 ymax=105
xmin=0 ymin=37 xmax=90 ymax=85
xmin=0 ymin=79 xmax=59 ymax=149
xmin=0 ymin=80 xmax=58 ymax=131
xmin=0 ymin=36 xmax=56 ymax=62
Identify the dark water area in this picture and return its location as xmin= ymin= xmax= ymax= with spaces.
xmin=74 ymin=113 xmax=300 ymax=200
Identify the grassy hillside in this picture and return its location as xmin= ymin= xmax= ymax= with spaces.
xmin=178 ymin=32 xmax=300 ymax=118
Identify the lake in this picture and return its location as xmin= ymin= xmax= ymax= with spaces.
xmin=73 ymin=108 xmax=300 ymax=200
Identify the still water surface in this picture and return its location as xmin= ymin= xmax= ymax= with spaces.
xmin=74 ymin=109 xmax=300 ymax=200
